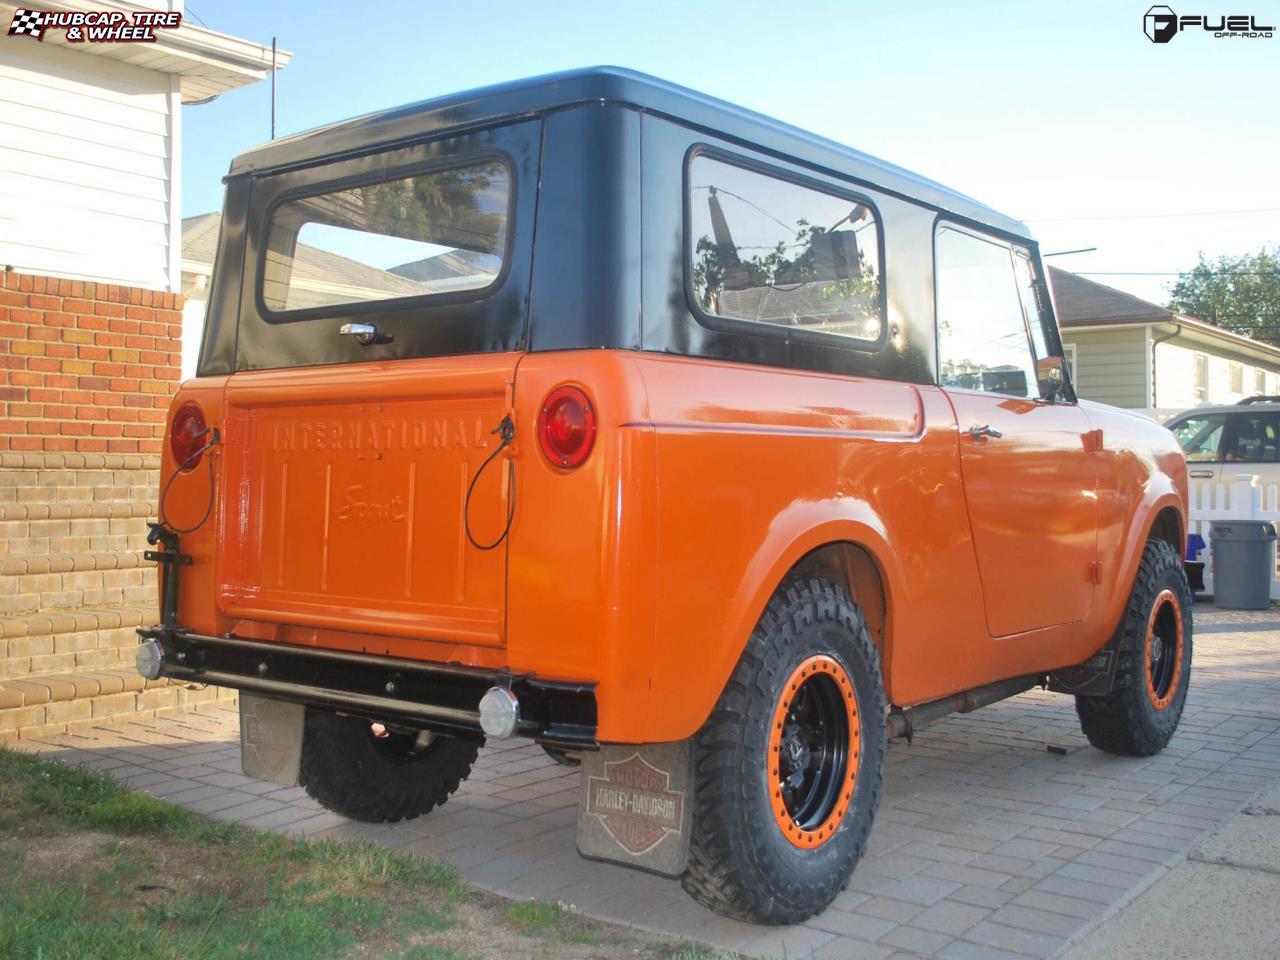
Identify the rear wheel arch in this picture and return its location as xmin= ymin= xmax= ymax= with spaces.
xmin=682 ymin=518 xmax=901 ymax=744
xmin=790 ymin=541 xmax=890 ymax=664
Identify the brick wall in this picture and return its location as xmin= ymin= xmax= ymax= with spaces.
xmin=0 ymin=268 xmax=183 ymax=454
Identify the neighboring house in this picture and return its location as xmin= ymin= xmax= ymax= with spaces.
xmin=0 ymin=3 xmax=287 ymax=741
xmin=1051 ymin=267 xmax=1280 ymax=417
xmin=0 ymin=0 xmax=291 ymax=292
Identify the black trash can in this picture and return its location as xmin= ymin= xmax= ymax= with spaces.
xmin=1210 ymin=521 xmax=1277 ymax=610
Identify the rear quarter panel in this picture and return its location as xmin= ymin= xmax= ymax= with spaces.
xmin=161 ymin=377 xmax=232 ymax=638
xmin=507 ymin=351 xmax=1000 ymax=743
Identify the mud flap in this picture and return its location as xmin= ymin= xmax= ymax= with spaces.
xmin=239 ymin=693 xmax=304 ymax=786
xmin=576 ymin=740 xmax=693 ymax=877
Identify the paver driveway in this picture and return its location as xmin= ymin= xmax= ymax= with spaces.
xmin=19 ymin=604 xmax=1280 ymax=959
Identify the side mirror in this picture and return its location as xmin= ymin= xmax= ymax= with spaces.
xmin=1036 ymin=356 xmax=1067 ymax=400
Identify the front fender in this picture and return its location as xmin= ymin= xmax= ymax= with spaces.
xmin=1099 ymin=487 xmax=1186 ymax=644
xmin=1085 ymin=401 xmax=1189 ymax=649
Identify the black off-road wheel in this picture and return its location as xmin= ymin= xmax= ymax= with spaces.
xmin=683 ymin=577 xmax=886 ymax=925
xmin=1076 ymin=538 xmax=1192 ymax=757
xmin=299 ymin=709 xmax=480 ymax=823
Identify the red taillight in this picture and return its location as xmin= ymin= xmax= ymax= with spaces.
xmin=537 ymin=385 xmax=596 ymax=469
xmin=170 ymin=402 xmax=208 ymax=471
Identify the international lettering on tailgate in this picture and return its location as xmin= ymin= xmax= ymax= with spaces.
xmin=270 ymin=415 xmax=487 ymax=454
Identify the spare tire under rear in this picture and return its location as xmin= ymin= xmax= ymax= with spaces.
xmin=299 ymin=708 xmax=480 ymax=823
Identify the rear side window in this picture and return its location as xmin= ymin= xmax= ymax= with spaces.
xmin=1171 ymin=414 xmax=1226 ymax=461
xmin=261 ymin=160 xmax=510 ymax=315
xmin=687 ymin=155 xmax=883 ymax=343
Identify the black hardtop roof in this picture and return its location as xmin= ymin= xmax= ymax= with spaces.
xmin=229 ymin=66 xmax=1030 ymax=239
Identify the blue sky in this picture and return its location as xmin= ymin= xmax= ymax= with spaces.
xmin=181 ymin=0 xmax=1279 ymax=305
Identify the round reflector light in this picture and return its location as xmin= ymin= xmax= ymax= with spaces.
xmin=170 ymin=402 xmax=208 ymax=471
xmin=537 ymin=385 xmax=596 ymax=469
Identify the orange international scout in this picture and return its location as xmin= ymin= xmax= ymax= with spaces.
xmin=139 ymin=68 xmax=1193 ymax=924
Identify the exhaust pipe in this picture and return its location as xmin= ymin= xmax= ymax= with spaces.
xmin=888 ymin=674 xmax=1043 ymax=740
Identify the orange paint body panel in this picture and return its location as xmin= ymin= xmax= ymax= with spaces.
xmin=161 ymin=350 xmax=1186 ymax=745
xmin=944 ymin=391 xmax=1098 ymax=636
xmin=219 ymin=354 xmax=515 ymax=649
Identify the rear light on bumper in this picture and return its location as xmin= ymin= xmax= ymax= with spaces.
xmin=170 ymin=402 xmax=208 ymax=471
xmin=537 ymin=385 xmax=596 ymax=469
xmin=478 ymin=686 xmax=521 ymax=739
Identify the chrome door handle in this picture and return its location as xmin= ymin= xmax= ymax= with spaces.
xmin=1189 ymin=470 xmax=1215 ymax=478
xmin=968 ymin=424 xmax=1003 ymax=441
xmin=339 ymin=322 xmax=379 ymax=346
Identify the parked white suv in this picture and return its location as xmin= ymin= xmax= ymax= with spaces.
xmin=1167 ymin=397 xmax=1280 ymax=487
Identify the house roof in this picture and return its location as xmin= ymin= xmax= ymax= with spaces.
xmin=0 ymin=0 xmax=291 ymax=102
xmin=181 ymin=213 xmax=221 ymax=275
xmin=181 ymin=213 xmax=489 ymax=308
xmin=226 ymin=67 xmax=1029 ymax=240
xmin=1048 ymin=267 xmax=1176 ymax=326
xmin=1050 ymin=266 xmax=1280 ymax=364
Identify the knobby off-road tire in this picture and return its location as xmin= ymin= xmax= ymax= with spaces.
xmin=299 ymin=708 xmax=480 ymax=823
xmin=1076 ymin=538 xmax=1192 ymax=757
xmin=683 ymin=577 xmax=887 ymax=925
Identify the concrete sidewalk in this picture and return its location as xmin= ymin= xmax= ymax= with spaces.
xmin=15 ymin=603 xmax=1280 ymax=959
xmin=1062 ymin=780 xmax=1280 ymax=960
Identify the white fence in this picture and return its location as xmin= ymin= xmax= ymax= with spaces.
xmin=1188 ymin=474 xmax=1280 ymax=600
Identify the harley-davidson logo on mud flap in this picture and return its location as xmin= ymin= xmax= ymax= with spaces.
xmin=586 ymin=753 xmax=684 ymax=854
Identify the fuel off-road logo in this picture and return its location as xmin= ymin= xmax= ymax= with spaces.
xmin=1143 ymin=5 xmax=1274 ymax=41
xmin=8 ymin=8 xmax=182 ymax=43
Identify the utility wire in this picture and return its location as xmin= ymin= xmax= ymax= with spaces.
xmin=1074 ymin=270 xmax=1280 ymax=277
xmin=692 ymin=185 xmax=796 ymax=234
xmin=1026 ymin=206 xmax=1280 ymax=223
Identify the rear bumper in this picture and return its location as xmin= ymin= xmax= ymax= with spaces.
xmin=137 ymin=625 xmax=598 ymax=748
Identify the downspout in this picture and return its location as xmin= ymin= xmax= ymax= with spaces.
xmin=1150 ymin=322 xmax=1182 ymax=409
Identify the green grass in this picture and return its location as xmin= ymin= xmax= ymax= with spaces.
xmin=504 ymin=898 xmax=609 ymax=945
xmin=0 ymin=747 xmax=733 ymax=960
xmin=505 ymin=899 xmax=564 ymax=931
xmin=401 ymin=948 xmax=475 ymax=960
xmin=0 ymin=748 xmax=462 ymax=960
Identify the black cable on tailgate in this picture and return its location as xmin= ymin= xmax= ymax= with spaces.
xmin=464 ymin=415 xmax=516 ymax=551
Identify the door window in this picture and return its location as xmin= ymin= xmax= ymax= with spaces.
xmin=1170 ymin=414 xmax=1226 ymax=462
xmin=936 ymin=227 xmax=1038 ymax=398
xmin=1227 ymin=412 xmax=1280 ymax=462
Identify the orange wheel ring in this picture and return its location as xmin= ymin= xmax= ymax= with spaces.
xmin=767 ymin=654 xmax=861 ymax=849
xmin=1144 ymin=589 xmax=1184 ymax=710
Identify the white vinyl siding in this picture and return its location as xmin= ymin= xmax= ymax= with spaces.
xmin=0 ymin=41 xmax=176 ymax=291
xmin=1061 ymin=328 xmax=1148 ymax=408
xmin=1061 ymin=327 xmax=1280 ymax=412
xmin=1155 ymin=340 xmax=1280 ymax=409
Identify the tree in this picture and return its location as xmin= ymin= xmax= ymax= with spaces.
xmin=1167 ymin=248 xmax=1280 ymax=343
